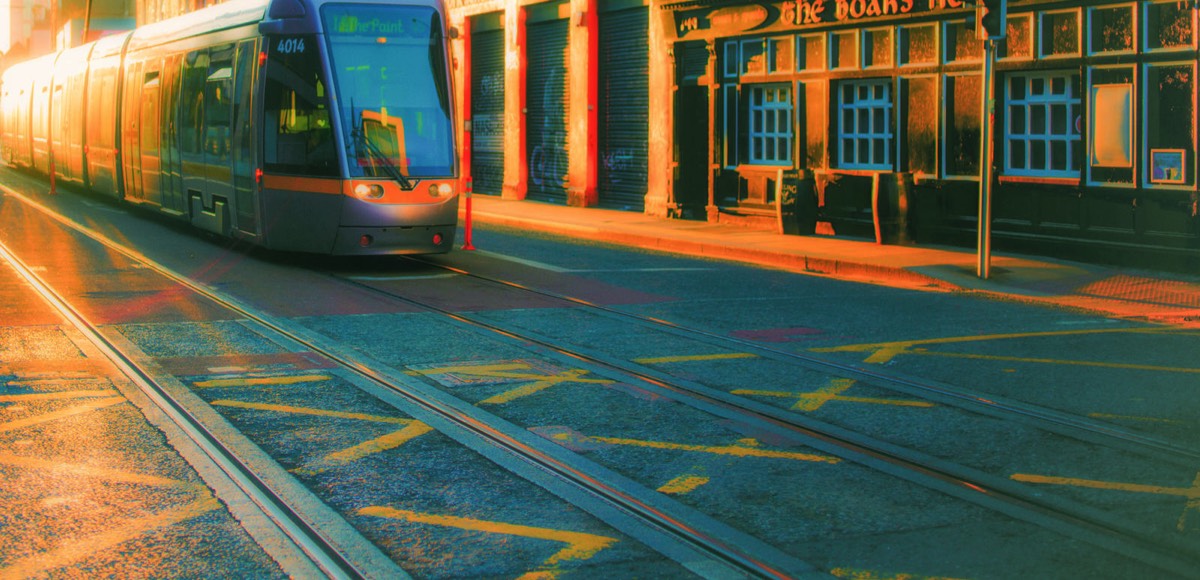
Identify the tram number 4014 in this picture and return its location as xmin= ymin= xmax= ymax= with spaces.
xmin=277 ymin=37 xmax=307 ymax=54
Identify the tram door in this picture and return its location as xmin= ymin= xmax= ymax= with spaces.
xmin=161 ymin=55 xmax=185 ymax=213
xmin=231 ymin=39 xmax=259 ymax=235
xmin=122 ymin=61 xmax=144 ymax=202
xmin=203 ymin=45 xmax=235 ymax=212
xmin=140 ymin=61 xmax=163 ymax=206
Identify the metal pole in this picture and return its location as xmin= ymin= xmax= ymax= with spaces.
xmin=462 ymin=177 xmax=475 ymax=250
xmin=977 ymin=38 xmax=996 ymax=279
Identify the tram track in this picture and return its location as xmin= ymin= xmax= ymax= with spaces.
xmin=305 ymin=254 xmax=1200 ymax=576
xmin=0 ymin=181 xmax=813 ymax=578
xmin=4 ymin=177 xmax=1196 ymax=577
xmin=407 ymin=255 xmax=1200 ymax=464
xmin=0 ymin=238 xmax=376 ymax=580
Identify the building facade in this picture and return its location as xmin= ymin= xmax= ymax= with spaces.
xmin=447 ymin=0 xmax=1200 ymax=269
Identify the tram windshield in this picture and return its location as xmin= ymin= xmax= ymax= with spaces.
xmin=322 ymin=4 xmax=454 ymax=181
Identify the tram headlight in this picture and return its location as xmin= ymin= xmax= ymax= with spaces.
xmin=354 ymin=183 xmax=385 ymax=200
xmin=428 ymin=183 xmax=452 ymax=198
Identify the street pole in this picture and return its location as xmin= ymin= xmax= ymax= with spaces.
xmin=977 ymin=37 xmax=996 ymax=279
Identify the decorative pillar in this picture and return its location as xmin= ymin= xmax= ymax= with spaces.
xmin=502 ymin=4 xmax=527 ymax=200
xmin=644 ymin=0 xmax=675 ymax=217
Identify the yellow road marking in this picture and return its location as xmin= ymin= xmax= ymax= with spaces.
xmin=0 ymin=453 xmax=205 ymax=490
xmin=916 ymin=350 xmax=1200 ymax=373
xmin=830 ymin=567 xmax=967 ymax=579
xmin=0 ymin=396 xmax=126 ymax=434
xmin=409 ymin=363 xmax=531 ymax=376
xmin=814 ymin=327 xmax=1186 ymax=365
xmin=0 ymin=390 xmax=120 ymax=402
xmin=410 ymin=363 xmax=614 ymax=405
xmin=209 ymin=400 xmax=413 ymax=424
xmin=193 ymin=374 xmax=332 ymax=388
xmin=658 ymin=475 xmax=710 ymax=494
xmin=324 ymin=421 xmax=434 ymax=464
xmin=208 ymin=400 xmax=432 ymax=469
xmin=734 ymin=378 xmax=933 ymax=411
xmin=359 ymin=506 xmax=617 ymax=574
xmin=0 ymin=496 xmax=221 ymax=579
xmin=481 ymin=369 xmax=613 ymax=405
xmin=1089 ymin=412 xmax=1182 ymax=424
xmin=633 ymin=353 xmax=758 ymax=364
xmin=586 ymin=435 xmax=839 ymax=464
xmin=1013 ymin=471 xmax=1200 ymax=531
xmin=1012 ymin=473 xmax=1200 ymax=498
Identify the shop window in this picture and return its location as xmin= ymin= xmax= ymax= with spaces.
xmin=899 ymin=25 xmax=937 ymax=66
xmin=768 ymin=37 xmax=793 ymax=73
xmin=831 ymin=31 xmax=858 ymax=70
xmin=1040 ymin=10 xmax=1081 ymax=58
xmin=723 ymin=41 xmax=739 ymax=78
xmin=1000 ymin=14 xmax=1033 ymax=59
xmin=1004 ymin=71 xmax=1081 ymax=177
xmin=944 ymin=74 xmax=981 ymax=177
xmin=945 ymin=21 xmax=982 ymax=63
xmin=1145 ymin=63 xmax=1195 ymax=187
xmin=863 ymin=27 xmax=893 ymax=68
xmin=722 ymin=86 xmax=739 ymax=168
xmin=1089 ymin=4 xmax=1135 ymax=54
xmin=1145 ymin=1 xmax=1195 ymax=52
xmin=742 ymin=39 xmax=766 ymax=75
xmin=1088 ymin=66 xmax=1135 ymax=186
xmin=837 ymin=79 xmax=892 ymax=170
xmin=747 ymin=84 xmax=793 ymax=165
xmin=797 ymin=34 xmax=826 ymax=72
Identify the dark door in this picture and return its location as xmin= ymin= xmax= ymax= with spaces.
xmin=674 ymin=41 xmax=710 ymax=217
xmin=526 ymin=11 xmax=569 ymax=204
xmin=598 ymin=5 xmax=649 ymax=211
xmin=470 ymin=14 xmax=505 ymax=196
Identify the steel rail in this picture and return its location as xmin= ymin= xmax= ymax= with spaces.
xmin=0 ymin=237 xmax=362 ymax=580
xmin=408 ymin=255 xmax=1200 ymax=463
xmin=375 ymin=257 xmax=1200 ymax=576
xmin=0 ymin=185 xmax=801 ymax=579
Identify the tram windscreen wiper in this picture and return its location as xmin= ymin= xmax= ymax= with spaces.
xmin=355 ymin=129 xmax=414 ymax=190
xmin=352 ymin=108 xmax=414 ymax=190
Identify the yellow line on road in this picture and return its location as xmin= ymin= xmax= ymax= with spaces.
xmin=587 ymin=435 xmax=840 ymax=464
xmin=657 ymin=475 xmax=710 ymax=495
xmin=734 ymin=378 xmax=933 ymax=411
xmin=480 ymin=369 xmax=614 ymax=405
xmin=408 ymin=363 xmax=532 ymax=376
xmin=0 ymin=496 xmax=221 ymax=579
xmin=0 ymin=390 xmax=120 ymax=402
xmin=0 ymin=453 xmax=204 ymax=489
xmin=830 ymin=566 xmax=967 ymax=579
xmin=324 ymin=422 xmax=434 ymax=464
xmin=358 ymin=506 xmax=617 ymax=571
xmin=1089 ymin=412 xmax=1182 ymax=424
xmin=209 ymin=400 xmax=413 ymax=424
xmin=813 ymin=327 xmax=1185 ymax=365
xmin=633 ymin=353 xmax=758 ymax=364
xmin=1012 ymin=473 xmax=1200 ymax=498
xmin=193 ymin=374 xmax=331 ymax=388
xmin=0 ymin=396 xmax=126 ymax=434
xmin=917 ymin=350 xmax=1200 ymax=373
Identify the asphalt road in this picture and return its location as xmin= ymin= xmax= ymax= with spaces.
xmin=2 ymin=169 xmax=1198 ymax=579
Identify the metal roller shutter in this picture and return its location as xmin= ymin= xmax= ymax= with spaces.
xmin=526 ymin=17 xmax=570 ymax=204
xmin=470 ymin=19 xmax=505 ymax=195
xmin=598 ymin=6 xmax=649 ymax=211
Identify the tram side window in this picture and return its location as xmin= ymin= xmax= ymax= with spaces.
xmin=264 ymin=35 xmax=338 ymax=177
xmin=180 ymin=50 xmax=208 ymax=157
xmin=205 ymin=45 xmax=234 ymax=162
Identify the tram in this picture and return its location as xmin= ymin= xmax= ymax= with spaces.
xmin=0 ymin=0 xmax=458 ymax=255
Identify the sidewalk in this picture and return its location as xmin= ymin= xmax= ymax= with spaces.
xmin=460 ymin=194 xmax=1200 ymax=327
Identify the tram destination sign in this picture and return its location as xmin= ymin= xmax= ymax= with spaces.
xmin=673 ymin=0 xmax=970 ymax=39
